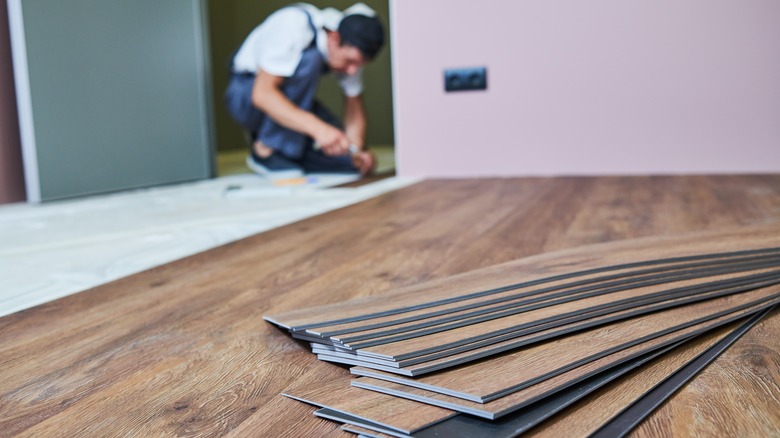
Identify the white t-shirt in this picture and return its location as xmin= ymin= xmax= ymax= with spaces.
xmin=232 ymin=4 xmax=364 ymax=97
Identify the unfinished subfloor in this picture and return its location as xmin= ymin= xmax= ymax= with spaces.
xmin=0 ymin=146 xmax=412 ymax=317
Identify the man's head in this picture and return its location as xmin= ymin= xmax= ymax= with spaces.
xmin=326 ymin=11 xmax=384 ymax=75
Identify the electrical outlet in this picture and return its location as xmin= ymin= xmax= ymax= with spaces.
xmin=444 ymin=67 xmax=487 ymax=92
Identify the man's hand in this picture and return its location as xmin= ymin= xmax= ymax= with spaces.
xmin=313 ymin=123 xmax=350 ymax=156
xmin=253 ymin=70 xmax=351 ymax=155
xmin=352 ymin=150 xmax=376 ymax=175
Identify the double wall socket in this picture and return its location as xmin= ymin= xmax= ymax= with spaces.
xmin=444 ymin=67 xmax=487 ymax=92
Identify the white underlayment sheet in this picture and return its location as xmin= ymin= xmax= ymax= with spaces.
xmin=0 ymin=174 xmax=419 ymax=317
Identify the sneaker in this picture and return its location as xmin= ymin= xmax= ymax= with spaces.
xmin=245 ymin=152 xmax=304 ymax=180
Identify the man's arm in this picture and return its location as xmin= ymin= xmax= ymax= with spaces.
xmin=344 ymin=94 xmax=366 ymax=149
xmin=252 ymin=69 xmax=349 ymax=155
xmin=343 ymin=94 xmax=375 ymax=174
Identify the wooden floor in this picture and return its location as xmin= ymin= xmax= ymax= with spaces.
xmin=2 ymin=175 xmax=780 ymax=436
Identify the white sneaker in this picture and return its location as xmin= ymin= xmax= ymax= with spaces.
xmin=245 ymin=154 xmax=304 ymax=180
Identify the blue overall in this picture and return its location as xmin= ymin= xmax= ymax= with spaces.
xmin=224 ymin=8 xmax=355 ymax=173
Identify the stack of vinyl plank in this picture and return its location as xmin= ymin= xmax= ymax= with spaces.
xmin=265 ymin=227 xmax=780 ymax=437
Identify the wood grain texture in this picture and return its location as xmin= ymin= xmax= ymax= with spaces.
xmin=342 ymin=423 xmax=395 ymax=438
xmin=352 ymin=318 xmax=741 ymax=420
xmin=521 ymin=322 xmax=751 ymax=437
xmin=283 ymin=379 xmax=454 ymax=434
xmin=268 ymin=230 xmax=780 ymax=331
xmin=589 ymin=306 xmax=772 ymax=438
xmin=2 ymin=176 xmax=780 ymax=436
xmin=354 ymin=278 xmax=780 ymax=370
xmin=320 ymin=256 xmax=780 ymax=344
xmin=347 ymin=288 xmax=780 ymax=402
xmin=630 ymin=306 xmax=780 ymax=437
xmin=317 ymin=409 xmax=408 ymax=438
xmin=337 ymin=278 xmax=778 ymax=372
xmin=302 ymin=252 xmax=780 ymax=338
xmin=356 ymin=268 xmax=780 ymax=360
xmin=393 ymin=310 xmax=770 ymax=438
xmin=313 ymin=282 xmax=772 ymax=373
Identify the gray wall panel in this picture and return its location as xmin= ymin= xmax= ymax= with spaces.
xmin=12 ymin=0 xmax=212 ymax=201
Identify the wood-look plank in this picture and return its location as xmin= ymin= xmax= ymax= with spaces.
xmin=354 ymin=269 xmax=780 ymax=360
xmin=331 ymin=260 xmax=780 ymax=347
xmin=327 ymin=309 xmax=766 ymax=438
xmin=266 ymin=227 xmax=780 ymax=331
xmin=342 ymin=424 xmax=397 ymax=438
xmin=318 ymin=409 xmax=410 ymax=438
xmin=315 ymin=276 xmax=779 ymax=372
xmin=317 ymin=298 xmax=687 ymax=368
xmin=386 ymin=344 xmax=683 ymax=437
xmin=3 ymin=176 xmax=780 ymax=436
xmin=283 ymin=379 xmax=455 ymax=434
xmin=397 ymin=310 xmax=769 ymax=438
xmin=590 ymin=307 xmax=773 ymax=438
xmin=314 ymin=257 xmax=780 ymax=347
xmin=350 ymin=306 xmax=763 ymax=418
xmin=310 ymin=253 xmax=780 ymax=341
xmin=630 ymin=304 xmax=780 ymax=437
xmin=349 ymin=287 xmax=780 ymax=402
xmin=523 ymin=308 xmax=772 ymax=438
xmin=348 ymin=289 xmax=768 ymax=370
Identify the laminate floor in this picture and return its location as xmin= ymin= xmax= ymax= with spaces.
xmin=3 ymin=175 xmax=780 ymax=437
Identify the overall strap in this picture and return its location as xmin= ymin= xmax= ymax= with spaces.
xmin=296 ymin=6 xmax=329 ymax=73
xmin=296 ymin=7 xmax=319 ymax=49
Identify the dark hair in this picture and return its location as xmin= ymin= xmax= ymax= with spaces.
xmin=338 ymin=14 xmax=385 ymax=60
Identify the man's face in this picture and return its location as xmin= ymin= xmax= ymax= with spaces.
xmin=327 ymin=32 xmax=366 ymax=76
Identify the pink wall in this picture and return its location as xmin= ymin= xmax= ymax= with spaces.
xmin=0 ymin=0 xmax=25 ymax=203
xmin=392 ymin=0 xmax=780 ymax=177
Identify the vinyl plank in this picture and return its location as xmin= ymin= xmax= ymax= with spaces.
xmin=350 ymin=311 xmax=752 ymax=419
xmin=313 ymin=277 xmax=775 ymax=370
xmin=590 ymin=309 xmax=774 ymax=438
xmin=327 ymin=302 xmax=760 ymax=438
xmin=376 ymin=275 xmax=780 ymax=367
xmin=352 ymin=338 xmax=704 ymax=421
xmin=341 ymin=424 xmax=399 ymax=438
xmin=332 ymin=281 xmax=780 ymax=376
xmin=524 ymin=307 xmax=772 ymax=438
xmin=322 ymin=263 xmax=780 ymax=351
xmin=397 ymin=344 xmax=684 ymax=437
xmin=630 ymin=305 xmax=780 ymax=437
xmin=317 ymin=408 xmax=410 ymax=438
xmin=378 ymin=309 xmax=770 ymax=438
xmin=349 ymin=288 xmax=780 ymax=402
xmin=352 ymin=269 xmax=780 ymax=360
xmin=306 ymin=254 xmax=780 ymax=341
xmin=282 ymin=379 xmax=455 ymax=434
xmin=312 ymin=255 xmax=780 ymax=342
xmin=265 ymin=227 xmax=780 ymax=331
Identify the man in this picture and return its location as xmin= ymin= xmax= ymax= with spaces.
xmin=225 ymin=3 xmax=384 ymax=178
